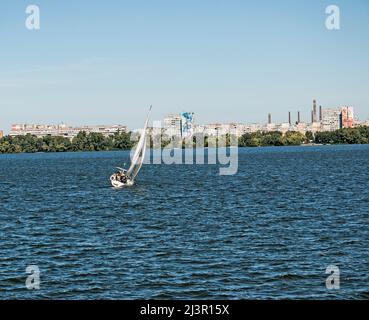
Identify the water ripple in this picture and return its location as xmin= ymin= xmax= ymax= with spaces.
xmin=0 ymin=146 xmax=369 ymax=299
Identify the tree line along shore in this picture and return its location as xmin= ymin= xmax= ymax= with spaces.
xmin=1 ymin=126 xmax=369 ymax=154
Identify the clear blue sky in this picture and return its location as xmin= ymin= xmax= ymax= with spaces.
xmin=1 ymin=0 xmax=368 ymax=132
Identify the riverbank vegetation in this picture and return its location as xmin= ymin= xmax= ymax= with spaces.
xmin=314 ymin=126 xmax=369 ymax=145
xmin=0 ymin=131 xmax=133 ymax=154
xmin=238 ymin=127 xmax=369 ymax=147
xmin=238 ymin=131 xmax=306 ymax=147
xmin=1 ymin=126 xmax=369 ymax=154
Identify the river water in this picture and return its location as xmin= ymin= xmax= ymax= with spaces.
xmin=0 ymin=145 xmax=368 ymax=299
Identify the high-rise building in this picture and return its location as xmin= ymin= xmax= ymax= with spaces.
xmin=0 ymin=130 xmax=3 ymax=139
xmin=321 ymin=108 xmax=342 ymax=131
xmin=341 ymin=106 xmax=354 ymax=128
xmin=163 ymin=114 xmax=182 ymax=137
xmin=163 ymin=112 xmax=195 ymax=138
xmin=321 ymin=106 xmax=354 ymax=131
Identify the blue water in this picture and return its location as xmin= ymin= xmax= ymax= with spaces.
xmin=0 ymin=145 xmax=368 ymax=299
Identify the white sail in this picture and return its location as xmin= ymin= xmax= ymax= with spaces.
xmin=126 ymin=106 xmax=151 ymax=180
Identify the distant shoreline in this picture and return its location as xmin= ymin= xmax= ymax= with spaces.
xmin=1 ymin=126 xmax=369 ymax=154
xmin=1 ymin=143 xmax=369 ymax=156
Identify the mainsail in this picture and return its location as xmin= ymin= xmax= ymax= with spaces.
xmin=126 ymin=106 xmax=151 ymax=181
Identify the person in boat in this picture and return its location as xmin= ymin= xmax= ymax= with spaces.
xmin=114 ymin=170 xmax=128 ymax=183
xmin=121 ymin=173 xmax=127 ymax=184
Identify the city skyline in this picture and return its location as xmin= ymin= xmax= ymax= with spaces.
xmin=2 ymin=97 xmax=368 ymax=133
xmin=9 ymin=104 xmax=369 ymax=140
xmin=1 ymin=1 xmax=369 ymax=132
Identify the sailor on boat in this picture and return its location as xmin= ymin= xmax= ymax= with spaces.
xmin=112 ymin=169 xmax=127 ymax=183
xmin=110 ymin=168 xmax=130 ymax=185
xmin=110 ymin=105 xmax=152 ymax=188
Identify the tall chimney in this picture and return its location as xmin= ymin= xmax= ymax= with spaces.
xmin=313 ymin=99 xmax=317 ymax=122
xmin=319 ymin=105 xmax=323 ymax=121
xmin=288 ymin=112 xmax=291 ymax=125
xmin=268 ymin=113 xmax=272 ymax=124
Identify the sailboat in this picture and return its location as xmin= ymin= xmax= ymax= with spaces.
xmin=110 ymin=106 xmax=151 ymax=188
